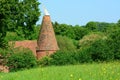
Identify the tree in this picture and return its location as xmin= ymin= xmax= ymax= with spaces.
xmin=89 ymin=40 xmax=114 ymax=61
xmin=109 ymin=28 xmax=120 ymax=59
xmin=85 ymin=21 xmax=98 ymax=31
xmin=0 ymin=0 xmax=40 ymax=47
xmin=85 ymin=21 xmax=116 ymax=33
xmin=79 ymin=32 xmax=107 ymax=49
xmin=73 ymin=25 xmax=88 ymax=40
xmin=53 ymin=22 xmax=75 ymax=39
xmin=117 ymin=19 xmax=120 ymax=27
xmin=97 ymin=22 xmax=110 ymax=32
xmin=53 ymin=22 xmax=88 ymax=40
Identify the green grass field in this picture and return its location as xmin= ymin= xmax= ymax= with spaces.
xmin=0 ymin=62 xmax=120 ymax=80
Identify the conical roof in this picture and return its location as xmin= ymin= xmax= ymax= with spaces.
xmin=37 ymin=15 xmax=59 ymax=50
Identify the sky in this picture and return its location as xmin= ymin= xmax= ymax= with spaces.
xmin=37 ymin=0 xmax=120 ymax=26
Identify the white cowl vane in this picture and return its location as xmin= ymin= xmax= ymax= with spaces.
xmin=43 ymin=5 xmax=50 ymax=15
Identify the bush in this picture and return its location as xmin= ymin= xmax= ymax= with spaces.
xmin=50 ymin=51 xmax=77 ymax=65
xmin=0 ymin=46 xmax=13 ymax=66
xmin=38 ymin=38 xmax=116 ymax=66
xmin=39 ymin=50 xmax=93 ymax=66
xmin=75 ymin=49 xmax=93 ymax=63
xmin=7 ymin=48 xmax=37 ymax=72
xmin=89 ymin=40 xmax=114 ymax=61
xmin=37 ymin=56 xmax=52 ymax=66
xmin=79 ymin=32 xmax=107 ymax=49
xmin=38 ymin=51 xmax=78 ymax=66
xmin=108 ymin=28 xmax=120 ymax=59
xmin=56 ymin=35 xmax=77 ymax=51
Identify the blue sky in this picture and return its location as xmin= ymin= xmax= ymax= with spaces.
xmin=37 ymin=0 xmax=120 ymax=26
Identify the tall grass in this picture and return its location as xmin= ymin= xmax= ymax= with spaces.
xmin=0 ymin=62 xmax=120 ymax=80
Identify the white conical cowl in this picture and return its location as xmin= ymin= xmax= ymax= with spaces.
xmin=43 ymin=6 xmax=50 ymax=15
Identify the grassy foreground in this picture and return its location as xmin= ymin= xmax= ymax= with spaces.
xmin=0 ymin=62 xmax=120 ymax=80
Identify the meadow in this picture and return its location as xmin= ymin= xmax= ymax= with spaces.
xmin=0 ymin=62 xmax=120 ymax=80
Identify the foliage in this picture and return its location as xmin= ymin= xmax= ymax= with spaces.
xmin=53 ymin=22 xmax=88 ymax=40
xmin=73 ymin=25 xmax=89 ymax=40
xmin=50 ymin=51 xmax=77 ymax=65
xmin=0 ymin=39 xmax=8 ymax=48
xmin=56 ymin=35 xmax=76 ymax=51
xmin=5 ymin=26 xmax=40 ymax=41
xmin=0 ymin=0 xmax=40 ymax=47
xmin=108 ymin=28 xmax=120 ymax=59
xmin=53 ymin=22 xmax=75 ymax=39
xmin=105 ymin=23 xmax=118 ymax=35
xmin=97 ymin=22 xmax=115 ymax=32
xmin=53 ymin=21 xmax=116 ymax=41
xmin=0 ymin=44 xmax=15 ymax=65
xmin=39 ymin=39 xmax=117 ymax=66
xmin=5 ymin=32 xmax=25 ymax=41
xmin=39 ymin=50 xmax=92 ymax=66
xmin=0 ymin=48 xmax=8 ymax=65
xmin=85 ymin=21 xmax=116 ymax=32
xmin=37 ymin=56 xmax=52 ymax=66
xmin=117 ymin=19 xmax=120 ymax=27
xmin=7 ymin=48 xmax=37 ymax=72
xmin=79 ymin=32 xmax=107 ymax=49
xmin=30 ymin=26 xmax=40 ymax=40
xmin=75 ymin=49 xmax=93 ymax=63
xmin=88 ymin=40 xmax=114 ymax=61
xmin=85 ymin=21 xmax=98 ymax=31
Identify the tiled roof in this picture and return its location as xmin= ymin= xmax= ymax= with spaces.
xmin=37 ymin=15 xmax=59 ymax=50
xmin=14 ymin=40 xmax=37 ymax=56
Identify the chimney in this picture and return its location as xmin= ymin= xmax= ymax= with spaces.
xmin=36 ymin=7 xmax=59 ymax=59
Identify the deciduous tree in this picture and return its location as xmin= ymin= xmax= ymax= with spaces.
xmin=0 ymin=0 xmax=41 ymax=47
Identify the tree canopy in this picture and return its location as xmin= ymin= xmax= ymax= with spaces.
xmin=0 ymin=0 xmax=40 ymax=47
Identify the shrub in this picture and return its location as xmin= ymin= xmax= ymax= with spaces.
xmin=5 ymin=32 xmax=25 ymax=41
xmin=50 ymin=51 xmax=77 ymax=65
xmin=108 ymin=28 xmax=120 ymax=59
xmin=38 ymin=39 xmax=115 ymax=66
xmin=75 ymin=49 xmax=93 ymax=63
xmin=38 ymin=51 xmax=78 ymax=66
xmin=79 ymin=32 xmax=107 ymax=49
xmin=89 ymin=40 xmax=114 ymax=61
xmin=39 ymin=50 xmax=93 ymax=66
xmin=0 ymin=47 xmax=12 ymax=66
xmin=37 ymin=56 xmax=52 ymax=66
xmin=56 ymin=35 xmax=76 ymax=51
xmin=7 ymin=48 xmax=37 ymax=72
